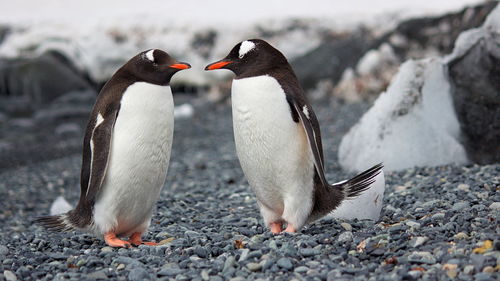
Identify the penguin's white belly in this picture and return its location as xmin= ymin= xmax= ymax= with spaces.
xmin=231 ymin=75 xmax=314 ymax=214
xmin=93 ymin=82 xmax=174 ymax=236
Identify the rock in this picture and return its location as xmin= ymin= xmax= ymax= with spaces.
xmin=451 ymin=202 xmax=469 ymax=212
xmin=405 ymin=221 xmax=421 ymax=229
xmin=128 ymin=268 xmax=150 ymax=281
xmin=482 ymin=266 xmax=495 ymax=273
xmin=454 ymin=232 xmax=469 ymax=240
xmin=408 ymin=251 xmax=436 ymax=264
xmin=340 ymin=223 xmax=352 ymax=231
xmin=290 ymin=31 xmax=374 ymax=89
xmin=337 ymin=232 xmax=353 ymax=243
xmin=488 ymin=202 xmax=500 ymax=210
xmin=447 ymin=6 xmax=500 ymax=164
xmin=3 ymin=270 xmax=17 ymax=281
xmin=0 ymin=245 xmax=8 ymax=256
xmin=339 ymin=58 xmax=468 ymax=172
xmin=410 ymin=237 xmax=429 ymax=248
xmin=87 ymin=271 xmax=108 ymax=280
xmin=55 ymin=123 xmax=81 ymax=136
xmin=463 ymin=265 xmax=475 ymax=275
xmin=0 ymin=51 xmax=94 ymax=116
xmin=246 ymin=262 xmax=262 ymax=272
xmin=277 ymin=258 xmax=293 ymax=270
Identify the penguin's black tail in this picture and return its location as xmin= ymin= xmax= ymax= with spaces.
xmin=333 ymin=163 xmax=384 ymax=199
xmin=35 ymin=213 xmax=76 ymax=232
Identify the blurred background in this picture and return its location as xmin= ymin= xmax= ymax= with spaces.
xmin=0 ymin=0 xmax=498 ymax=171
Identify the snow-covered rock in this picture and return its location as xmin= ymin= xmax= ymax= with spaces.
xmin=338 ymin=58 xmax=468 ymax=172
xmin=446 ymin=5 xmax=500 ymax=164
xmin=50 ymin=196 xmax=72 ymax=215
xmin=330 ymin=170 xmax=385 ymax=221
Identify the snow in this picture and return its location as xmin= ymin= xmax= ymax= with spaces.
xmin=50 ymin=196 xmax=72 ymax=215
xmin=356 ymin=43 xmax=398 ymax=75
xmin=0 ymin=0 xmax=486 ymax=85
xmin=330 ymin=171 xmax=385 ymax=221
xmin=338 ymin=59 xmax=468 ymax=172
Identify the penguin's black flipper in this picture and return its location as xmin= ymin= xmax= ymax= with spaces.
xmin=80 ymin=104 xmax=120 ymax=205
xmin=292 ymin=100 xmax=329 ymax=187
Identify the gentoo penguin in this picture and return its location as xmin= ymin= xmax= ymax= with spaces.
xmin=205 ymin=39 xmax=383 ymax=233
xmin=36 ymin=49 xmax=190 ymax=247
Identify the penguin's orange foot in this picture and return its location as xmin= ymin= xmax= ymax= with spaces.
xmin=104 ymin=232 xmax=131 ymax=248
xmin=284 ymin=224 xmax=297 ymax=233
xmin=129 ymin=232 xmax=158 ymax=246
xmin=270 ymin=222 xmax=283 ymax=234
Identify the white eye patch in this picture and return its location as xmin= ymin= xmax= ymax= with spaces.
xmin=239 ymin=41 xmax=256 ymax=58
xmin=145 ymin=49 xmax=155 ymax=62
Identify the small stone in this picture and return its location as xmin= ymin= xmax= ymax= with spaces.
xmin=457 ymin=184 xmax=470 ymax=191
xmin=405 ymin=221 xmax=421 ymax=229
xmin=410 ymin=236 xmax=429 ymax=248
xmin=101 ymin=246 xmax=114 ymax=253
xmin=338 ymin=231 xmax=353 ymax=243
xmin=201 ymin=270 xmax=209 ymax=281
xmin=87 ymin=271 xmax=108 ymax=280
xmin=268 ymin=240 xmax=278 ymax=250
xmin=489 ymin=202 xmax=500 ymax=210
xmin=452 ymin=202 xmax=469 ymax=212
xmin=246 ymin=262 xmax=262 ymax=272
xmin=238 ymin=249 xmax=250 ymax=261
xmin=408 ymin=251 xmax=436 ymax=264
xmin=117 ymin=264 xmax=125 ymax=270
xmin=223 ymin=256 xmax=235 ymax=272
xmin=446 ymin=270 xmax=458 ymax=278
xmin=128 ymin=268 xmax=150 ymax=281
xmin=463 ymin=265 xmax=475 ymax=275
xmin=482 ymin=266 xmax=494 ymax=273
xmin=195 ymin=247 xmax=209 ymax=258
xmin=4 ymin=270 xmax=17 ymax=281
xmin=0 ymin=246 xmax=8 ymax=256
xmin=454 ymin=232 xmax=468 ymax=239
xmin=298 ymin=248 xmax=316 ymax=257
xmin=340 ymin=223 xmax=352 ymax=231
xmin=277 ymin=257 xmax=293 ymax=270
xmin=158 ymin=267 xmax=183 ymax=276
xmin=294 ymin=266 xmax=309 ymax=273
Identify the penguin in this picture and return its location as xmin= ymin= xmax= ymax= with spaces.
xmin=205 ymin=39 xmax=383 ymax=233
xmin=36 ymin=49 xmax=191 ymax=247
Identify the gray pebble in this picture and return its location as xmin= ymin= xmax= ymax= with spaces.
xmin=128 ymin=268 xmax=150 ymax=281
xmin=0 ymin=246 xmax=8 ymax=256
xmin=277 ymin=258 xmax=293 ymax=270
xmin=3 ymin=271 xmax=17 ymax=281
xmin=246 ymin=262 xmax=262 ymax=272
xmin=337 ymin=232 xmax=353 ymax=243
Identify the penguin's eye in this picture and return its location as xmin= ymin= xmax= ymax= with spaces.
xmin=238 ymin=41 xmax=256 ymax=59
xmin=145 ymin=49 xmax=156 ymax=64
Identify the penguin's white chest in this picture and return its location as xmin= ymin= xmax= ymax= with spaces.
xmin=231 ymin=75 xmax=314 ymax=213
xmin=93 ymin=82 xmax=174 ymax=236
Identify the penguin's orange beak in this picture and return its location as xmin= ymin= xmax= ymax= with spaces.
xmin=169 ymin=62 xmax=191 ymax=70
xmin=205 ymin=60 xmax=232 ymax=70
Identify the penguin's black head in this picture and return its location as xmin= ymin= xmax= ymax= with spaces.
xmin=122 ymin=49 xmax=191 ymax=85
xmin=205 ymin=39 xmax=289 ymax=78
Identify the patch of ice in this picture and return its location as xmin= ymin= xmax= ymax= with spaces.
xmin=339 ymin=58 xmax=468 ymax=172
xmin=330 ymin=170 xmax=385 ymax=221
xmin=50 ymin=196 xmax=72 ymax=215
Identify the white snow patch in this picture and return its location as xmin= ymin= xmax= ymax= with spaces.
xmin=339 ymin=59 xmax=468 ymax=172
xmin=356 ymin=43 xmax=398 ymax=75
xmin=330 ymin=170 xmax=385 ymax=221
xmin=239 ymin=41 xmax=256 ymax=58
xmin=145 ymin=49 xmax=155 ymax=62
xmin=174 ymin=103 xmax=194 ymax=119
xmin=50 ymin=196 xmax=72 ymax=215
